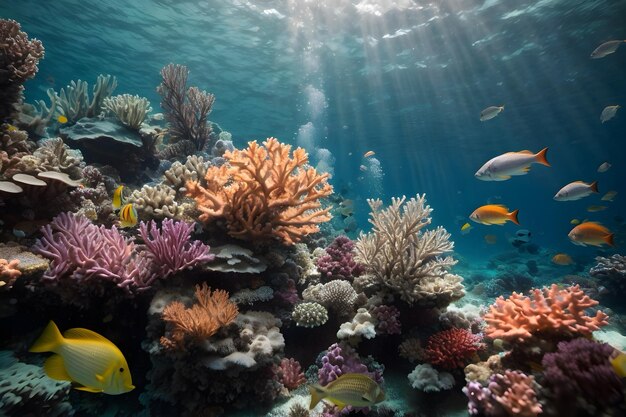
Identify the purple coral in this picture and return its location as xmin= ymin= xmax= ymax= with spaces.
xmin=371 ymin=305 xmax=401 ymax=335
xmin=318 ymin=342 xmax=383 ymax=386
xmin=542 ymin=338 xmax=623 ymax=407
xmin=464 ymin=371 xmax=542 ymax=417
xmin=139 ymin=219 xmax=213 ymax=279
xmin=315 ymin=235 xmax=364 ymax=280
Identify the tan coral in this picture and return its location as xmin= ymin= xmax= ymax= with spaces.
xmin=0 ymin=258 xmax=21 ymax=289
xmin=163 ymin=154 xmax=208 ymax=193
xmin=186 ymin=138 xmax=333 ymax=245
xmin=127 ymin=184 xmax=188 ymax=220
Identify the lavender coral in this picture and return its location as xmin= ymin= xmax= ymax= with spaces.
xmin=315 ymin=235 xmax=363 ymax=280
xmin=318 ymin=342 xmax=383 ymax=386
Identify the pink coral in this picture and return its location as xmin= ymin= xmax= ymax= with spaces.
xmin=0 ymin=258 xmax=21 ymax=289
xmin=371 ymin=305 xmax=401 ymax=335
xmin=489 ymin=370 xmax=542 ymax=417
xmin=315 ymin=235 xmax=364 ymax=280
xmin=484 ymin=284 xmax=609 ymax=343
xmin=425 ymin=328 xmax=483 ymax=369
xmin=275 ymin=358 xmax=306 ymax=390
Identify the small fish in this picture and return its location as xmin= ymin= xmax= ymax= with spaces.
xmin=364 ymin=151 xmax=375 ymax=158
xmin=568 ymin=221 xmax=614 ymax=247
xmin=112 ymin=185 xmax=125 ymax=210
xmin=461 ymin=222 xmax=472 ymax=234
xmin=309 ymin=373 xmax=385 ymax=411
xmin=587 ymin=205 xmax=608 ymax=212
xmin=29 ymin=321 xmax=134 ymax=395
xmin=610 ymin=349 xmax=626 ymax=378
xmin=475 ymin=148 xmax=549 ymax=181
xmin=484 ymin=234 xmax=497 ymax=244
xmin=601 ymin=105 xmax=620 ymax=123
xmin=597 ymin=162 xmax=612 ymax=173
xmin=359 ymin=165 xmax=367 ymax=172
xmin=601 ymin=191 xmax=618 ymax=202
xmin=57 ymin=115 xmax=68 ymax=124
xmin=552 ymin=253 xmax=574 ymax=266
xmin=554 ymin=181 xmax=598 ymax=201
xmin=570 ymin=218 xmax=581 ymax=225
xmin=480 ymin=105 xmax=504 ymax=121
xmin=470 ymin=205 xmax=520 ymax=226
xmin=119 ymin=203 xmax=138 ymax=228
xmin=590 ymin=40 xmax=626 ymax=59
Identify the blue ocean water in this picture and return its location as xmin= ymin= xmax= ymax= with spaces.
xmin=1 ymin=1 xmax=625 ymax=416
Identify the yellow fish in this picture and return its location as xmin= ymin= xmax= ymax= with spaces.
xmin=119 ymin=203 xmax=138 ymax=228
xmin=568 ymin=221 xmax=614 ymax=247
xmin=309 ymin=373 xmax=384 ymax=411
xmin=57 ymin=115 xmax=68 ymax=124
xmin=610 ymin=350 xmax=626 ymax=378
xmin=601 ymin=191 xmax=617 ymax=202
xmin=461 ymin=222 xmax=472 ymax=234
xmin=552 ymin=253 xmax=574 ymax=266
xmin=587 ymin=205 xmax=607 ymax=212
xmin=364 ymin=151 xmax=375 ymax=158
xmin=570 ymin=219 xmax=580 ymax=225
xmin=112 ymin=185 xmax=125 ymax=210
xmin=29 ymin=321 xmax=134 ymax=395
xmin=470 ymin=205 xmax=520 ymax=226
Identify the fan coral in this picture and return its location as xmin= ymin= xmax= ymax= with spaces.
xmin=0 ymin=258 xmax=21 ymax=289
xmin=187 ymin=138 xmax=333 ymax=245
xmin=138 ymin=219 xmax=214 ymax=279
xmin=160 ymin=283 xmax=238 ymax=350
xmin=292 ymin=302 xmax=328 ymax=327
xmin=275 ymin=358 xmax=306 ymax=390
xmin=370 ymin=305 xmax=401 ymax=335
xmin=315 ymin=235 xmax=364 ymax=280
xmin=542 ymin=338 xmax=623 ymax=408
xmin=0 ymin=19 xmax=44 ymax=121
xmin=425 ymin=328 xmax=483 ymax=370
xmin=464 ymin=370 xmax=542 ymax=417
xmin=483 ymin=284 xmax=609 ymax=343
xmin=157 ymin=63 xmax=215 ymax=151
xmin=355 ymin=194 xmax=464 ymax=306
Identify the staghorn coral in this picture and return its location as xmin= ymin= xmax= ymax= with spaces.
xmin=292 ymin=302 xmax=328 ymax=328
xmin=127 ymin=184 xmax=188 ymax=220
xmin=408 ymin=364 xmax=454 ymax=392
xmin=483 ymin=284 xmax=609 ymax=343
xmin=160 ymin=283 xmax=238 ymax=350
xmin=103 ymin=94 xmax=151 ymax=130
xmin=0 ymin=258 xmax=21 ymax=289
xmin=0 ymin=19 xmax=44 ymax=121
xmin=275 ymin=358 xmax=306 ymax=390
xmin=157 ymin=63 xmax=215 ymax=151
xmin=355 ymin=194 xmax=464 ymax=306
xmin=315 ymin=235 xmax=364 ymax=280
xmin=425 ymin=328 xmax=484 ymax=370
xmin=187 ymin=138 xmax=333 ymax=245
xmin=302 ymin=279 xmax=359 ymax=317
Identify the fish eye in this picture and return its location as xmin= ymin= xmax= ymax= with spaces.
xmin=119 ymin=368 xmax=124 ymax=372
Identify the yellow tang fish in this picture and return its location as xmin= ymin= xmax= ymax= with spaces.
xmin=112 ymin=185 xmax=125 ymax=210
xmin=470 ymin=205 xmax=520 ymax=226
xmin=119 ymin=203 xmax=138 ymax=228
xmin=29 ymin=321 xmax=134 ymax=395
xmin=57 ymin=115 xmax=68 ymax=124
xmin=309 ymin=373 xmax=384 ymax=411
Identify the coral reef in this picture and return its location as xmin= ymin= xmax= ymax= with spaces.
xmin=187 ymin=138 xmax=333 ymax=244
xmin=317 ymin=342 xmax=383 ymax=386
xmin=103 ymin=94 xmax=151 ymax=130
xmin=275 ymin=358 xmax=306 ymax=390
xmin=590 ymin=254 xmax=626 ymax=301
xmin=315 ymin=235 xmax=364 ymax=280
xmin=425 ymin=328 xmax=484 ymax=370
xmin=355 ymin=195 xmax=464 ymax=306
xmin=337 ymin=307 xmax=377 ymax=341
xmin=408 ymin=364 xmax=454 ymax=392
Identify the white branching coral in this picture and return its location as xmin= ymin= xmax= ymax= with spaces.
xmin=355 ymin=194 xmax=464 ymax=307
xmin=103 ymin=94 xmax=152 ymax=130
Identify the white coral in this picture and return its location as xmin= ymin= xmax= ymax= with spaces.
xmin=336 ymin=308 xmax=377 ymax=341
xmin=408 ymin=364 xmax=454 ymax=392
xmin=103 ymin=94 xmax=151 ymax=130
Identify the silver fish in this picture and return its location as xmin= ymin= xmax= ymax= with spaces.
xmin=601 ymin=105 xmax=620 ymax=123
xmin=591 ymin=40 xmax=625 ymax=59
xmin=554 ymin=181 xmax=599 ymax=201
xmin=475 ymin=148 xmax=549 ymax=181
xmin=480 ymin=105 xmax=504 ymax=121
xmin=597 ymin=162 xmax=611 ymax=173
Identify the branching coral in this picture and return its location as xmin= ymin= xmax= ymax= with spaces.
xmin=51 ymin=75 xmax=117 ymax=124
xmin=157 ymin=63 xmax=215 ymax=151
xmin=187 ymin=138 xmax=333 ymax=245
xmin=0 ymin=258 xmax=21 ymax=289
xmin=160 ymin=283 xmax=238 ymax=350
xmin=425 ymin=328 xmax=484 ymax=369
xmin=483 ymin=284 xmax=609 ymax=343
xmin=128 ymin=184 xmax=188 ymax=220
xmin=0 ymin=19 xmax=44 ymax=121
xmin=103 ymin=94 xmax=152 ymax=130
xmin=275 ymin=358 xmax=306 ymax=390
xmin=355 ymin=194 xmax=464 ymax=306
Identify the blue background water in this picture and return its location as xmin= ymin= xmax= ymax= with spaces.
xmin=2 ymin=0 xmax=625 ymax=263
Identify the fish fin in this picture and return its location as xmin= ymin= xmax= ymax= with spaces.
xmin=535 ymin=147 xmax=550 ymax=166
xmin=590 ymin=181 xmax=599 ymax=193
xmin=518 ymin=150 xmax=533 ymax=154
xmin=44 ymin=354 xmax=72 ymax=381
xmin=333 ymin=401 xmax=347 ymax=411
xmin=74 ymin=385 xmax=102 ymax=393
xmin=308 ymin=385 xmax=325 ymax=410
xmin=509 ymin=209 xmax=520 ymax=225
xmin=606 ymin=233 xmax=615 ymax=247
xmin=63 ymin=328 xmax=113 ymax=344
xmin=610 ymin=354 xmax=626 ymax=378
xmin=29 ymin=321 xmax=63 ymax=353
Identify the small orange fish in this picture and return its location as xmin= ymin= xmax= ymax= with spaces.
xmin=470 ymin=205 xmax=520 ymax=226
xmin=587 ymin=205 xmax=607 ymax=212
xmin=364 ymin=151 xmax=375 ymax=158
xmin=484 ymin=234 xmax=498 ymax=244
xmin=552 ymin=253 xmax=574 ymax=265
xmin=568 ymin=222 xmax=614 ymax=247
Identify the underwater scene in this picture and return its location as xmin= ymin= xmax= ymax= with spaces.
xmin=1 ymin=0 xmax=626 ymax=416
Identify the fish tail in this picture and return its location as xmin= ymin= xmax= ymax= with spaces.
xmin=509 ymin=209 xmax=520 ymax=225
xmin=29 ymin=320 xmax=64 ymax=353
xmin=590 ymin=181 xmax=599 ymax=193
xmin=308 ymin=385 xmax=326 ymax=410
xmin=535 ymin=147 xmax=550 ymax=166
xmin=605 ymin=233 xmax=615 ymax=247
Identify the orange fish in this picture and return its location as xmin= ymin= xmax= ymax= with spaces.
xmin=470 ymin=205 xmax=520 ymax=226
xmin=568 ymin=222 xmax=614 ymax=247
xmin=552 ymin=253 xmax=574 ymax=265
xmin=484 ymin=234 xmax=498 ymax=244
xmin=364 ymin=151 xmax=375 ymax=158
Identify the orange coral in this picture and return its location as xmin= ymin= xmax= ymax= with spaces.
xmin=160 ymin=283 xmax=238 ymax=350
xmin=186 ymin=138 xmax=333 ymax=245
xmin=0 ymin=258 xmax=21 ymax=289
xmin=484 ymin=284 xmax=608 ymax=343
